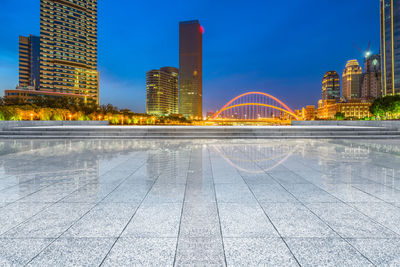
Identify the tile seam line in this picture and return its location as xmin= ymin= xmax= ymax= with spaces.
xmin=98 ymin=151 xmax=180 ymax=266
xmin=252 ymin=146 xmax=379 ymax=265
xmin=234 ymin=145 xmax=377 ymax=266
xmin=173 ymin=147 xmax=192 ymax=267
xmin=322 ymin=141 xmax=400 ymax=191
xmin=207 ymin=147 xmax=228 ymax=267
xmin=22 ymin=153 xmax=148 ymax=266
xmin=0 ymin=152 xmax=144 ymax=237
xmin=219 ymin=145 xmax=302 ymax=266
xmin=287 ymin=152 xmax=400 ymax=237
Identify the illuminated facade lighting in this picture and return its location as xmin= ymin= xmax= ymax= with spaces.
xmin=146 ymin=67 xmax=179 ymax=116
xmin=342 ymin=60 xmax=362 ymax=100
xmin=179 ymin=20 xmax=203 ymax=119
xmin=322 ymin=71 xmax=340 ymax=102
xmin=380 ymin=0 xmax=400 ymax=96
xmin=39 ymin=0 xmax=99 ymax=104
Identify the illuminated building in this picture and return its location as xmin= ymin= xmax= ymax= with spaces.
xmin=360 ymin=54 xmax=382 ymax=100
xmin=146 ymin=67 xmax=179 ymax=116
xmin=19 ymin=35 xmax=40 ymax=90
xmin=317 ymin=100 xmax=372 ymax=120
xmin=380 ymin=0 xmax=400 ymax=96
xmin=302 ymin=105 xmax=316 ymax=120
xmin=39 ymin=0 xmax=99 ymax=104
xmin=179 ymin=20 xmax=203 ymax=119
xmin=322 ymin=71 xmax=340 ymax=102
xmin=4 ymin=87 xmax=86 ymax=102
xmin=342 ymin=60 xmax=362 ymax=100
xmin=6 ymin=0 xmax=99 ymax=104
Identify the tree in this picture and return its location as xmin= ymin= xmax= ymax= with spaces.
xmin=334 ymin=112 xmax=345 ymax=120
xmin=370 ymin=95 xmax=400 ymax=119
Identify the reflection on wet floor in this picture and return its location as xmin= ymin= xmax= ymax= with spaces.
xmin=0 ymin=139 xmax=400 ymax=266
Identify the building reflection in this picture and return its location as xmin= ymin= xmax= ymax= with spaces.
xmin=0 ymin=139 xmax=399 ymax=194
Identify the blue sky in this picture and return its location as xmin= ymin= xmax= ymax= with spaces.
xmin=0 ymin=0 xmax=380 ymax=112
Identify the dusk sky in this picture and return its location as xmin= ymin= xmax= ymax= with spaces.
xmin=0 ymin=0 xmax=379 ymax=113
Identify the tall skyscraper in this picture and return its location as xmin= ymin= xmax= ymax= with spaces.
xmin=361 ymin=54 xmax=382 ymax=100
xmin=322 ymin=71 xmax=340 ymax=102
xmin=146 ymin=67 xmax=179 ymax=116
xmin=40 ymin=0 xmax=99 ymax=104
xmin=19 ymin=35 xmax=40 ymax=90
xmin=179 ymin=20 xmax=203 ymax=119
xmin=380 ymin=0 xmax=400 ymax=96
xmin=342 ymin=60 xmax=362 ymax=100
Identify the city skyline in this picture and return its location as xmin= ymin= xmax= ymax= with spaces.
xmin=0 ymin=0 xmax=379 ymax=112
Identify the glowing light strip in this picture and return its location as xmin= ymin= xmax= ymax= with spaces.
xmin=382 ymin=0 xmax=387 ymax=95
xmin=212 ymin=92 xmax=296 ymax=120
xmin=391 ymin=0 xmax=395 ymax=95
xmin=212 ymin=103 xmax=299 ymax=120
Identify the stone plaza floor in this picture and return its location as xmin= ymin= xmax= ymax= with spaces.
xmin=0 ymin=139 xmax=400 ymax=266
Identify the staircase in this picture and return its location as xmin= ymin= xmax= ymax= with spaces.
xmin=0 ymin=126 xmax=399 ymax=139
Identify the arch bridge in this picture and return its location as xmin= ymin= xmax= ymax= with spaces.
xmin=211 ymin=92 xmax=299 ymax=121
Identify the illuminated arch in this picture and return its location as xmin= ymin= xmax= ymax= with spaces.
xmin=211 ymin=92 xmax=299 ymax=120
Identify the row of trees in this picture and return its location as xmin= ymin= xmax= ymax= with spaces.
xmin=0 ymin=96 xmax=191 ymax=125
xmin=370 ymin=95 xmax=400 ymax=120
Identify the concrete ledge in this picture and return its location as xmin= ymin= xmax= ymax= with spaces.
xmin=292 ymin=120 xmax=400 ymax=130
xmin=0 ymin=121 xmax=109 ymax=129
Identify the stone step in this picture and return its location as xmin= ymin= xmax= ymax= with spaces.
xmin=0 ymin=135 xmax=399 ymax=140
xmin=1 ymin=130 xmax=400 ymax=137
xmin=5 ymin=126 xmax=395 ymax=132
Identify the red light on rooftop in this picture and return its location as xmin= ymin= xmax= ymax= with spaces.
xmin=200 ymin=25 xmax=204 ymax=34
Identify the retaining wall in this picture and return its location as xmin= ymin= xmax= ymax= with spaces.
xmin=292 ymin=120 xmax=400 ymax=129
xmin=0 ymin=121 xmax=109 ymax=129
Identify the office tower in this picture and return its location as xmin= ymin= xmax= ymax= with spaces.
xmin=322 ymin=71 xmax=340 ymax=102
xmin=361 ymin=54 xmax=382 ymax=100
xmin=146 ymin=67 xmax=179 ymax=116
xmin=19 ymin=35 xmax=40 ymax=89
xmin=179 ymin=20 xmax=203 ymax=119
xmin=342 ymin=60 xmax=362 ymax=100
xmin=40 ymin=0 xmax=99 ymax=104
xmin=381 ymin=0 xmax=400 ymax=96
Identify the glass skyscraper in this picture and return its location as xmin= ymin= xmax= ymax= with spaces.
xmin=322 ymin=71 xmax=340 ymax=101
xmin=19 ymin=35 xmax=40 ymax=90
xmin=146 ymin=67 xmax=179 ymax=116
xmin=179 ymin=20 xmax=203 ymax=119
xmin=40 ymin=0 xmax=99 ymax=104
xmin=381 ymin=0 xmax=400 ymax=96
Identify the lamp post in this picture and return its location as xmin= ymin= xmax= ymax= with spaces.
xmin=30 ymin=113 xmax=34 ymax=121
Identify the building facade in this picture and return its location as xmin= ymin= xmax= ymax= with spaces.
xmin=19 ymin=35 xmax=40 ymax=90
xmin=380 ymin=0 xmax=400 ymax=96
xmin=317 ymin=100 xmax=372 ymax=120
xmin=39 ymin=0 xmax=99 ymax=104
xmin=342 ymin=60 xmax=363 ymax=100
xmin=179 ymin=20 xmax=203 ymax=119
xmin=361 ymin=54 xmax=382 ymax=100
xmin=322 ymin=71 xmax=340 ymax=102
xmin=146 ymin=67 xmax=179 ymax=116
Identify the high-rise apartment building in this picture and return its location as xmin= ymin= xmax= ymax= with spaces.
xmin=342 ymin=60 xmax=362 ymax=100
xmin=360 ymin=54 xmax=382 ymax=100
xmin=146 ymin=67 xmax=179 ymax=116
xmin=380 ymin=0 xmax=400 ymax=96
xmin=19 ymin=35 xmax=40 ymax=90
xmin=40 ymin=0 xmax=99 ymax=104
xmin=179 ymin=20 xmax=203 ymax=119
xmin=322 ymin=71 xmax=340 ymax=102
